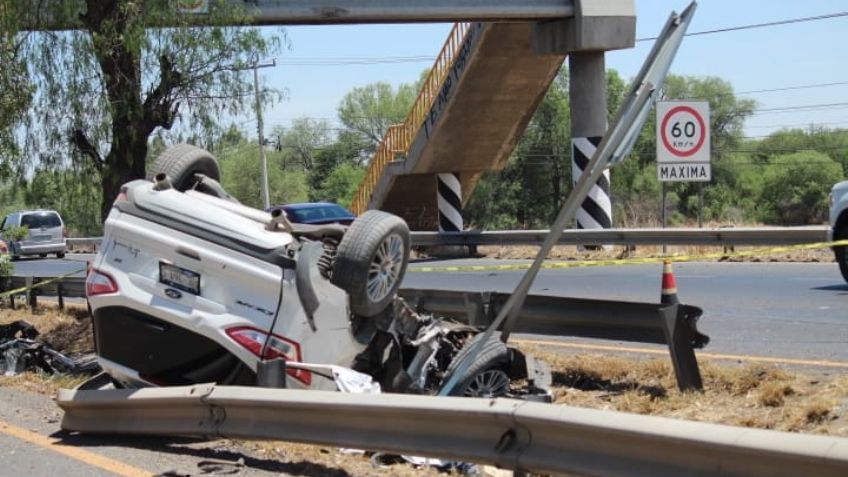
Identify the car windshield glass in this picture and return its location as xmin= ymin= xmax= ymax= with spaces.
xmin=290 ymin=205 xmax=351 ymax=221
xmin=21 ymin=213 xmax=61 ymax=228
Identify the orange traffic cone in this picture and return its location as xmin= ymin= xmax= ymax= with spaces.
xmin=660 ymin=260 xmax=679 ymax=305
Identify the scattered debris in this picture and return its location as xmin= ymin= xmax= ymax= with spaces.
xmin=197 ymin=457 xmax=245 ymax=475
xmin=0 ymin=320 xmax=99 ymax=376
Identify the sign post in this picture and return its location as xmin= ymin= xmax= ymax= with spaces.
xmin=656 ymin=101 xmax=711 ymax=237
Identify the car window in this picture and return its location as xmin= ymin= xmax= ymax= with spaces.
xmin=20 ymin=212 xmax=62 ymax=229
xmin=290 ymin=205 xmax=351 ymax=221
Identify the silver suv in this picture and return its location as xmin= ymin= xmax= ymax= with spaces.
xmin=1 ymin=210 xmax=67 ymax=259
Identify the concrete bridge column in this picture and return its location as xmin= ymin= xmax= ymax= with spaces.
xmin=569 ymin=52 xmax=612 ymax=233
xmin=437 ymin=172 xmax=463 ymax=232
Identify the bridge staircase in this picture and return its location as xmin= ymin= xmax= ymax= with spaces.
xmin=350 ymin=22 xmax=567 ymax=230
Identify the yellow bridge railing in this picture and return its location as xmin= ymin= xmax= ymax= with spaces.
xmin=350 ymin=22 xmax=472 ymax=214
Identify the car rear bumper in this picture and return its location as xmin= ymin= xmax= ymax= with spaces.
xmin=93 ymin=305 xmax=257 ymax=387
xmin=15 ymin=240 xmax=66 ymax=255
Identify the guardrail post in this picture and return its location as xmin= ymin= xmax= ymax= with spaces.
xmin=25 ymin=276 xmax=37 ymax=311
xmin=659 ymin=304 xmax=703 ymax=391
xmin=57 ymin=282 xmax=65 ymax=310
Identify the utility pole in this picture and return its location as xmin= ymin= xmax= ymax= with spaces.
xmin=251 ymin=59 xmax=276 ymax=209
xmin=226 ymin=59 xmax=277 ymax=208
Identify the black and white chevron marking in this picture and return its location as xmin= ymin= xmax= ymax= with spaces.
xmin=572 ymin=136 xmax=612 ymax=230
xmin=437 ymin=173 xmax=463 ymax=232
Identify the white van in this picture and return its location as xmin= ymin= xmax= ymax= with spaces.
xmin=1 ymin=210 xmax=67 ymax=259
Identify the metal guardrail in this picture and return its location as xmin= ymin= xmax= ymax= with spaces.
xmin=4 ymin=274 xmax=707 ymax=390
xmin=66 ymin=237 xmax=102 ymax=250
xmin=5 ymin=275 xmax=85 ymax=309
xmin=56 ymin=384 xmax=848 ymax=477
xmin=411 ymin=226 xmax=831 ymax=247
xmin=400 ymin=288 xmax=707 ymax=391
xmin=63 ymin=226 xmax=831 ymax=252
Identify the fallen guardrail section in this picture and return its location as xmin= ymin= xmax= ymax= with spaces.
xmin=400 ymin=288 xmax=707 ymax=391
xmin=56 ymin=384 xmax=848 ymax=477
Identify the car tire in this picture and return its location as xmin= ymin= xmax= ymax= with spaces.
xmin=331 ymin=210 xmax=410 ymax=317
xmin=56 ymin=252 xmax=65 ymax=259
xmin=39 ymin=253 xmax=47 ymax=258
xmin=147 ymin=144 xmax=221 ymax=191
xmin=836 ymin=224 xmax=848 ymax=283
xmin=441 ymin=333 xmax=511 ymax=398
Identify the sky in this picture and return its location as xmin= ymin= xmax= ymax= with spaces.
xmin=245 ymin=0 xmax=848 ymax=141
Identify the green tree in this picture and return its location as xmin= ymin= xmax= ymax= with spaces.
xmin=309 ymin=130 xmax=369 ymax=200
xmin=24 ymin=166 xmax=102 ymax=235
xmin=752 ymin=127 xmax=848 ymax=175
xmin=337 ymin=81 xmax=418 ymax=151
xmin=274 ymin=118 xmax=332 ymax=171
xmin=759 ymin=151 xmax=843 ymax=225
xmin=314 ymin=162 xmax=365 ymax=209
xmin=12 ymin=0 xmax=282 ymax=221
xmin=219 ymin=141 xmax=308 ymax=208
xmin=0 ymin=3 xmax=32 ymax=164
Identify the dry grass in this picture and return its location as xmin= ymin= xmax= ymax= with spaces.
xmin=524 ymin=344 xmax=848 ymax=436
xmin=477 ymin=244 xmax=835 ymax=263
xmin=2 ymin=305 xmax=848 ymax=475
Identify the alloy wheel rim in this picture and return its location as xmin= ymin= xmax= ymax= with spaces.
xmin=463 ymin=369 xmax=510 ymax=398
xmin=367 ymin=233 xmax=404 ymax=303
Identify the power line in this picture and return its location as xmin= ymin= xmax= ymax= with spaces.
xmin=736 ymin=81 xmax=848 ymax=96
xmin=638 ymin=11 xmax=848 ymax=42
xmin=677 ymin=80 xmax=848 ymax=101
xmin=280 ymin=56 xmax=434 ymax=66
xmin=746 ymin=120 xmax=848 ymax=129
xmin=750 ymin=101 xmax=848 ymax=115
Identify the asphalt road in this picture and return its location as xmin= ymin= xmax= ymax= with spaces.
xmin=12 ymin=254 xmax=92 ymax=278
xmin=0 ymin=386 xmax=310 ymax=477
xmin=405 ymin=260 xmax=848 ymax=363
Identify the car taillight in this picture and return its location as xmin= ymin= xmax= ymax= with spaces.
xmin=226 ymin=327 xmax=311 ymax=385
xmin=62 ymin=228 xmax=68 ymax=238
xmin=86 ymin=269 xmax=119 ymax=296
xmin=113 ymin=186 xmax=129 ymax=206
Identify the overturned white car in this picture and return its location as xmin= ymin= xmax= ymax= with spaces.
xmin=86 ymin=144 xmax=549 ymax=398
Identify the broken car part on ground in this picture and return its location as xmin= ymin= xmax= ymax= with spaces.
xmin=0 ymin=320 xmax=99 ymax=376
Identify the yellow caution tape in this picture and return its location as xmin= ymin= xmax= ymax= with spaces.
xmin=409 ymin=239 xmax=848 ymax=273
xmin=0 ymin=268 xmax=87 ymax=299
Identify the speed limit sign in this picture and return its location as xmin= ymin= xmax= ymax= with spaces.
xmin=657 ymin=101 xmax=710 ymax=163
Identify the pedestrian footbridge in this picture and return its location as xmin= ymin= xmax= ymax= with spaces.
xmin=350 ymin=22 xmax=568 ymax=230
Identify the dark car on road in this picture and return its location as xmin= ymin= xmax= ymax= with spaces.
xmin=268 ymin=202 xmax=356 ymax=226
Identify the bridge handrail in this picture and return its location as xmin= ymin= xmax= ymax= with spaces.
xmin=350 ymin=22 xmax=472 ymax=214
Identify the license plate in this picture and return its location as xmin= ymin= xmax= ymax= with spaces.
xmin=159 ymin=261 xmax=200 ymax=295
